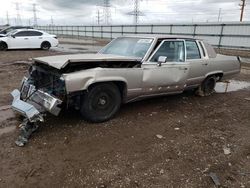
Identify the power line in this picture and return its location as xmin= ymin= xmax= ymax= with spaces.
xmin=239 ymin=0 xmax=246 ymax=22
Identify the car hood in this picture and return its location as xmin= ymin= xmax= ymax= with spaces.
xmin=33 ymin=53 xmax=141 ymax=69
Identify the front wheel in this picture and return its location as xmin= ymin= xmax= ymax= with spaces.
xmin=80 ymin=83 xmax=121 ymax=123
xmin=196 ymin=76 xmax=217 ymax=96
xmin=0 ymin=42 xmax=7 ymax=51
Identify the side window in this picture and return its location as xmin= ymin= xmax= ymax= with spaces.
xmin=15 ymin=31 xmax=29 ymax=37
xmin=28 ymin=31 xmax=43 ymax=36
xmin=150 ymin=41 xmax=185 ymax=62
xmin=186 ymin=41 xmax=201 ymax=59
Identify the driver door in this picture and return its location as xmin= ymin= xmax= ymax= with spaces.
xmin=8 ymin=31 xmax=30 ymax=49
xmin=141 ymin=39 xmax=190 ymax=95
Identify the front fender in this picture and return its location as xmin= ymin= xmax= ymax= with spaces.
xmin=63 ymin=68 xmax=128 ymax=93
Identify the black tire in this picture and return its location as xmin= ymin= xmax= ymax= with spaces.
xmin=0 ymin=42 xmax=7 ymax=51
xmin=80 ymin=83 xmax=121 ymax=123
xmin=41 ymin=41 xmax=51 ymax=50
xmin=196 ymin=76 xmax=216 ymax=96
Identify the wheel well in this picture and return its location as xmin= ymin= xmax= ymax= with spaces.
xmin=41 ymin=41 xmax=51 ymax=47
xmin=206 ymin=73 xmax=223 ymax=81
xmin=87 ymin=81 xmax=127 ymax=102
xmin=0 ymin=41 xmax=8 ymax=48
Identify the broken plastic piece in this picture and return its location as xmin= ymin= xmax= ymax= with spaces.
xmin=15 ymin=120 xmax=39 ymax=147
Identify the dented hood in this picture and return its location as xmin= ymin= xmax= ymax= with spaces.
xmin=33 ymin=53 xmax=140 ymax=69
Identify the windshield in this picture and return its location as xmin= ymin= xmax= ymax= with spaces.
xmin=100 ymin=37 xmax=153 ymax=59
xmin=7 ymin=30 xmax=17 ymax=36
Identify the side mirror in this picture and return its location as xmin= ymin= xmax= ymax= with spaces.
xmin=157 ymin=56 xmax=167 ymax=66
xmin=11 ymin=34 xmax=15 ymax=38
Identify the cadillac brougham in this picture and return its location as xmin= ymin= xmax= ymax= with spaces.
xmin=11 ymin=35 xmax=241 ymax=124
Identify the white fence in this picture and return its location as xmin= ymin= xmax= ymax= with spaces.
xmin=36 ymin=22 xmax=250 ymax=49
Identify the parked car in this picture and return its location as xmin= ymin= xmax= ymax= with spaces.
xmin=0 ymin=26 xmax=33 ymax=35
xmin=0 ymin=29 xmax=58 ymax=50
xmin=11 ymin=35 xmax=241 ymax=124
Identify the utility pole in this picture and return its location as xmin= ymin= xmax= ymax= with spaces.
xmin=6 ymin=11 xmax=9 ymax=25
xmin=217 ymin=8 xmax=222 ymax=22
xmin=50 ymin=16 xmax=54 ymax=25
xmin=33 ymin=3 xmax=38 ymax=26
xmin=15 ymin=2 xmax=22 ymax=25
xmin=239 ymin=0 xmax=246 ymax=22
xmin=103 ymin=0 xmax=111 ymax=25
xmin=96 ymin=9 xmax=101 ymax=25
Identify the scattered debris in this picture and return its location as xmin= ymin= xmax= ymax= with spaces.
xmin=156 ymin=134 xmax=163 ymax=139
xmin=223 ymin=146 xmax=231 ymax=155
xmin=174 ymin=127 xmax=180 ymax=131
xmin=245 ymin=98 xmax=250 ymax=101
xmin=209 ymin=172 xmax=221 ymax=187
xmin=160 ymin=169 xmax=164 ymax=174
xmin=15 ymin=119 xmax=39 ymax=147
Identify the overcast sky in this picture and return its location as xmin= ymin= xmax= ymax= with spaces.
xmin=0 ymin=0 xmax=249 ymax=26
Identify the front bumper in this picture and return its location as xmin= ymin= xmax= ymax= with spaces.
xmin=11 ymin=77 xmax=63 ymax=122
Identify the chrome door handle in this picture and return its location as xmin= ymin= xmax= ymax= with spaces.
xmin=202 ymin=62 xmax=208 ymax=65
xmin=24 ymin=38 xmax=29 ymax=40
xmin=39 ymin=37 xmax=43 ymax=39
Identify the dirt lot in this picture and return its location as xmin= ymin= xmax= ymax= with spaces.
xmin=0 ymin=47 xmax=250 ymax=188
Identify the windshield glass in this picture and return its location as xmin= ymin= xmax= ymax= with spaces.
xmin=100 ymin=37 xmax=153 ymax=59
xmin=7 ymin=30 xmax=17 ymax=36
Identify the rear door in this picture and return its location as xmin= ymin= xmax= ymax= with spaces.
xmin=26 ymin=31 xmax=44 ymax=48
xmin=141 ymin=39 xmax=190 ymax=95
xmin=185 ymin=40 xmax=209 ymax=86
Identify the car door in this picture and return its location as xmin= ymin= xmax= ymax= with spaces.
xmin=185 ymin=40 xmax=209 ymax=86
xmin=7 ymin=31 xmax=30 ymax=49
xmin=141 ymin=39 xmax=190 ymax=95
xmin=27 ymin=31 xmax=44 ymax=48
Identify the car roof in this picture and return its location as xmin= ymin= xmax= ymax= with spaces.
xmin=121 ymin=34 xmax=198 ymax=40
xmin=13 ymin=29 xmax=44 ymax=33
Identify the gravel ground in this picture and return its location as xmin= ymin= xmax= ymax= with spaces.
xmin=0 ymin=43 xmax=250 ymax=188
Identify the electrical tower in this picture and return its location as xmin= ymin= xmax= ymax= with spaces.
xmin=128 ymin=0 xmax=143 ymax=25
xmin=134 ymin=0 xmax=140 ymax=25
xmin=15 ymin=2 xmax=22 ymax=25
xmin=33 ymin=4 xmax=38 ymax=26
xmin=239 ymin=0 xmax=246 ymax=22
xmin=103 ymin=0 xmax=111 ymax=25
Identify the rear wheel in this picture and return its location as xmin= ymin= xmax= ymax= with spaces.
xmin=0 ymin=42 xmax=7 ymax=51
xmin=80 ymin=83 xmax=121 ymax=123
xmin=41 ymin=41 xmax=51 ymax=50
xmin=196 ymin=76 xmax=217 ymax=96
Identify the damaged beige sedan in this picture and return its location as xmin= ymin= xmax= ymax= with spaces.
xmin=11 ymin=35 xmax=241 ymax=129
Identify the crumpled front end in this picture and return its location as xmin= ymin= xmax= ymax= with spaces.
xmin=11 ymin=76 xmax=63 ymax=122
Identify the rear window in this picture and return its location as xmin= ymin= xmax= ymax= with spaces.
xmin=186 ymin=40 xmax=201 ymax=59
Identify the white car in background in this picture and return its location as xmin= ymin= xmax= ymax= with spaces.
xmin=0 ymin=29 xmax=58 ymax=50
